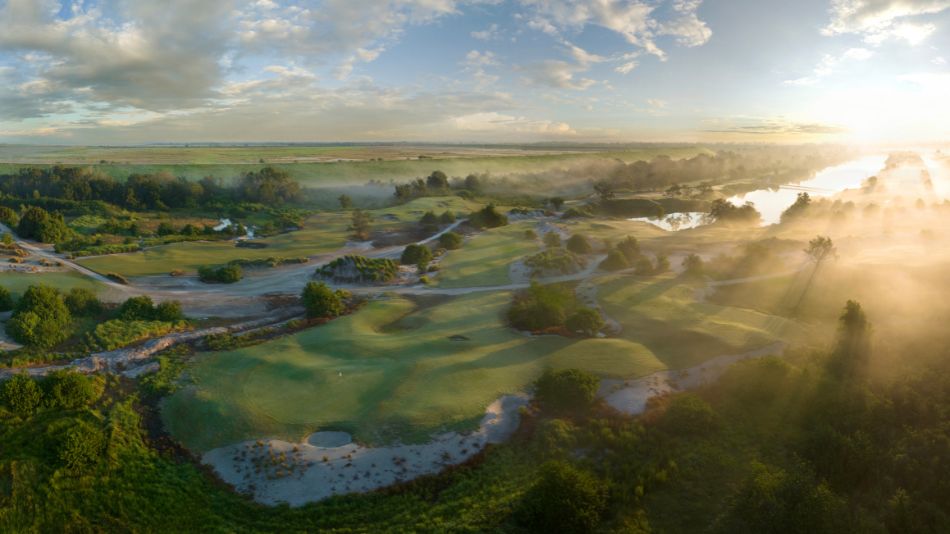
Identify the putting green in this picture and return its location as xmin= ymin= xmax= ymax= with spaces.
xmin=163 ymin=276 xmax=802 ymax=452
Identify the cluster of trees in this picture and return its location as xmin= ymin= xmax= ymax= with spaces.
xmin=707 ymin=198 xmax=762 ymax=225
xmin=469 ymin=204 xmax=508 ymax=229
xmin=16 ymin=206 xmax=71 ymax=243
xmin=392 ymin=170 xmax=488 ymax=201
xmin=400 ymin=244 xmax=432 ymax=271
xmin=0 ymin=166 xmax=302 ymax=210
xmin=6 ymin=285 xmax=77 ymax=348
xmin=116 ymin=296 xmax=184 ymax=322
xmin=507 ymin=282 xmax=604 ymax=336
xmin=524 ymin=248 xmax=586 ymax=277
xmin=316 ymin=255 xmax=399 ymax=284
xmin=599 ymin=235 xmax=670 ymax=275
xmin=439 ymin=231 xmax=462 ymax=250
xmin=419 ymin=210 xmax=455 ymax=232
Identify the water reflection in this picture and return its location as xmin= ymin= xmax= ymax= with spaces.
xmin=629 ymin=212 xmax=707 ymax=231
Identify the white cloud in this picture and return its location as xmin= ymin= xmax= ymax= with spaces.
xmin=519 ymin=0 xmax=711 ymax=59
xmin=520 ymin=60 xmax=596 ymax=90
xmin=451 ymin=111 xmax=575 ymax=136
xmin=784 ymin=47 xmax=874 ymax=86
xmin=471 ymin=23 xmax=501 ymax=40
xmin=823 ymin=0 xmax=950 ymax=44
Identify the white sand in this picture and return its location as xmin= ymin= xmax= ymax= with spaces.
xmin=202 ymin=394 xmax=528 ymax=507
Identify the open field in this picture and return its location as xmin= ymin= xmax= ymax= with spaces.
xmin=0 ymin=271 xmax=104 ymax=297
xmin=0 ymin=145 xmax=711 ymax=185
xmin=162 ymin=272 xmax=804 ymax=452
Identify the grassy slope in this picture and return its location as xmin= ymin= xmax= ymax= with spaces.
xmin=436 ymin=221 xmax=540 ymax=288
xmin=0 ymin=271 xmax=103 ymax=298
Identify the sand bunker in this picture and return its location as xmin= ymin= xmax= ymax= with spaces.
xmin=203 ymin=394 xmax=528 ymax=507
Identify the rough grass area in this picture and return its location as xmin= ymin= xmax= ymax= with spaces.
xmin=77 ymin=197 xmax=481 ymax=277
xmin=436 ymin=222 xmax=540 ymax=288
xmin=0 ymin=271 xmax=104 ymax=298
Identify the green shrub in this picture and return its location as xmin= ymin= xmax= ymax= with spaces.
xmin=155 ymin=300 xmax=184 ymax=322
xmin=660 ymin=393 xmax=720 ymax=436
xmin=599 ymin=249 xmax=630 ymax=271
xmin=469 ymin=204 xmax=508 ymax=229
xmin=302 ymin=281 xmax=345 ymax=318
xmin=59 ymin=419 xmax=106 ymax=470
xmin=517 ymin=461 xmax=608 ymax=533
xmin=616 ymin=235 xmax=640 ymax=261
xmin=507 ymin=282 xmax=574 ymax=331
xmin=565 ymin=308 xmax=604 ymax=336
xmin=43 ymin=370 xmax=102 ymax=410
xmin=7 ymin=285 xmax=72 ymax=348
xmin=543 ymin=232 xmax=561 ymax=248
xmin=400 ymin=244 xmax=432 ymax=266
xmin=64 ymin=287 xmax=102 ymax=316
xmin=117 ymin=295 xmax=156 ymax=321
xmin=2 ymin=373 xmax=43 ymax=416
xmin=317 ymin=255 xmax=398 ymax=283
xmin=565 ymin=234 xmax=592 ymax=254
xmin=88 ymin=319 xmax=185 ymax=351
xmin=198 ymin=264 xmax=243 ymax=284
xmin=525 ymin=248 xmax=585 ymax=276
xmin=0 ymin=285 xmax=13 ymax=311
xmin=439 ymin=231 xmax=463 ymax=250
xmin=534 ymin=368 xmax=600 ymax=415
xmin=439 ymin=210 xmax=456 ymax=224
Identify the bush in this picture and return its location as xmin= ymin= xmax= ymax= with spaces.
xmin=517 ymin=461 xmax=608 ymax=533
xmin=543 ymin=232 xmax=561 ymax=248
xmin=507 ymin=283 xmax=574 ymax=331
xmin=88 ymin=319 xmax=185 ymax=351
xmin=439 ymin=231 xmax=462 ymax=250
xmin=198 ymin=264 xmax=243 ymax=284
xmin=616 ymin=235 xmax=640 ymax=261
xmin=439 ymin=210 xmax=456 ymax=224
xmin=117 ymin=296 xmax=156 ymax=321
xmin=64 ymin=287 xmax=102 ymax=316
xmin=59 ymin=419 xmax=106 ymax=470
xmin=534 ymin=368 xmax=600 ymax=415
xmin=565 ymin=234 xmax=592 ymax=254
xmin=682 ymin=253 xmax=705 ymax=277
xmin=525 ymin=249 xmax=585 ymax=277
xmin=469 ymin=204 xmax=508 ymax=229
xmin=599 ymin=249 xmax=630 ymax=272
xmin=0 ymin=285 xmax=13 ymax=312
xmin=634 ymin=257 xmax=654 ymax=275
xmin=0 ymin=205 xmax=19 ymax=228
xmin=16 ymin=206 xmax=72 ymax=243
xmin=317 ymin=255 xmax=399 ymax=283
xmin=2 ymin=373 xmax=43 ymax=416
xmin=155 ymin=300 xmax=184 ymax=322
xmin=7 ymin=285 xmax=72 ymax=348
xmin=302 ymin=281 xmax=345 ymax=318
xmin=400 ymin=244 xmax=432 ymax=266
xmin=524 ymin=229 xmax=538 ymax=240
xmin=43 ymin=370 xmax=102 ymax=410
xmin=660 ymin=393 xmax=720 ymax=436
xmin=566 ymin=308 xmax=604 ymax=337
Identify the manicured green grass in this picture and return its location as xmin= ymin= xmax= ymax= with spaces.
xmin=436 ymin=221 xmax=540 ymax=288
xmin=0 ymin=271 xmax=104 ymax=298
xmin=597 ymin=274 xmax=812 ymax=369
xmin=163 ymin=274 xmax=804 ymax=452
xmin=77 ymin=197 xmax=481 ymax=277
xmin=163 ymin=291 xmax=665 ymax=451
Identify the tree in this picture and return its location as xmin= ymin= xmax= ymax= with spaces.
xmin=598 ymin=249 xmax=629 ymax=272
xmin=0 ymin=285 xmax=13 ymax=312
xmin=302 ymin=281 xmax=344 ymax=318
xmin=566 ymin=308 xmax=604 ymax=337
xmin=156 ymin=222 xmax=175 ymax=236
xmin=549 ymin=197 xmax=565 ymax=211
xmin=781 ymin=192 xmax=812 ymax=223
xmin=469 ymin=204 xmax=507 ymax=229
xmin=463 ymin=174 xmax=482 ymax=192
xmin=401 ymin=244 xmax=432 ymax=266
xmin=534 ymin=368 xmax=600 ymax=415
xmin=7 ymin=285 xmax=72 ymax=348
xmin=1 ymin=373 xmax=43 ymax=416
xmin=682 ymin=253 xmax=705 ymax=277
xmin=616 ymin=235 xmax=640 ymax=261
xmin=565 ymin=234 xmax=592 ymax=254
xmin=43 ymin=370 xmax=101 ymax=410
xmin=351 ymin=209 xmax=372 ymax=240
xmin=593 ymin=180 xmax=616 ymax=201
xmin=654 ymin=253 xmax=671 ymax=273
xmin=239 ymin=167 xmax=301 ymax=205
xmin=517 ymin=461 xmax=608 ymax=534
xmin=64 ymin=288 xmax=102 ymax=317
xmin=419 ymin=211 xmax=439 ymax=230
xmin=0 ymin=206 xmax=19 ymax=228
xmin=439 ymin=210 xmax=455 ymax=224
xmin=338 ymin=194 xmax=353 ymax=209
xmin=426 ymin=170 xmax=449 ymax=190
xmin=118 ymin=296 xmax=156 ymax=320
xmin=155 ymin=300 xmax=184 ymax=322
xmin=543 ymin=232 xmax=561 ymax=249
xmin=795 ymin=236 xmax=837 ymax=312
xmin=16 ymin=206 xmax=71 ymax=243
xmin=59 ymin=420 xmax=106 ymax=470
xmin=828 ymin=300 xmax=871 ymax=379
xmin=439 ymin=231 xmax=463 ymax=250
xmin=198 ymin=264 xmax=243 ymax=284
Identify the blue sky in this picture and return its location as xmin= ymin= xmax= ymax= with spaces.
xmin=0 ymin=0 xmax=948 ymax=144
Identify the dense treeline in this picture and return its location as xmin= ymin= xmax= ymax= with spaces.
xmin=0 ymin=166 xmax=301 ymax=210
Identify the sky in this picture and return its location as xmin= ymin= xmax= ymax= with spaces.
xmin=0 ymin=0 xmax=948 ymax=144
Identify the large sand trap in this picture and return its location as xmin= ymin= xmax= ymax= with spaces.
xmin=203 ymin=394 xmax=529 ymax=507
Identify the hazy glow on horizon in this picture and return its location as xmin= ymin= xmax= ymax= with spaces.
xmin=0 ymin=0 xmax=948 ymax=144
